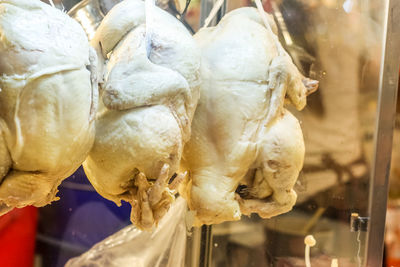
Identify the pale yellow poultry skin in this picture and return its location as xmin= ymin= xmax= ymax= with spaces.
xmin=0 ymin=0 xmax=97 ymax=213
xmin=180 ymin=7 xmax=317 ymax=226
xmin=84 ymin=0 xmax=201 ymax=230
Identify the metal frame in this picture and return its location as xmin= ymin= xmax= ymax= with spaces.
xmin=365 ymin=0 xmax=400 ymax=266
xmin=199 ymin=0 xmax=227 ymax=27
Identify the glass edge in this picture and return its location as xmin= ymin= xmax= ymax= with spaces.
xmin=365 ymin=0 xmax=400 ymax=266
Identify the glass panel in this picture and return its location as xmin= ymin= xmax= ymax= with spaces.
xmin=35 ymin=167 xmax=131 ymax=267
xmin=17 ymin=0 xmax=392 ymax=266
xmin=204 ymin=0 xmax=388 ymax=266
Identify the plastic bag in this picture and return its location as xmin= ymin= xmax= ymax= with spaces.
xmin=65 ymin=197 xmax=188 ymax=267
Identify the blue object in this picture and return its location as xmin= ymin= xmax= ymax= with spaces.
xmin=36 ymin=166 xmax=131 ymax=267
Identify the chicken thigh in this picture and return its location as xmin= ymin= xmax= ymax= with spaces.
xmin=0 ymin=0 xmax=97 ymax=213
xmin=180 ymin=7 xmax=317 ymax=226
xmin=83 ymin=0 xmax=200 ymax=230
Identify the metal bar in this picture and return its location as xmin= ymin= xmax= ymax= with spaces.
xmin=199 ymin=0 xmax=227 ymax=27
xmin=189 ymin=227 xmax=202 ymax=267
xmin=365 ymin=0 xmax=400 ymax=266
xmin=217 ymin=0 xmax=227 ymax=23
xmin=199 ymin=0 xmax=213 ymax=27
xmin=199 ymin=225 xmax=213 ymax=267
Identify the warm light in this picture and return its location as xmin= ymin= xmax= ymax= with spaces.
xmin=343 ymin=0 xmax=354 ymax=13
xmin=75 ymin=9 xmax=96 ymax=40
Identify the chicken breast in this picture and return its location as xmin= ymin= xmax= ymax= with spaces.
xmin=180 ymin=7 xmax=317 ymax=226
xmin=84 ymin=0 xmax=200 ymax=230
xmin=0 ymin=0 xmax=97 ymax=213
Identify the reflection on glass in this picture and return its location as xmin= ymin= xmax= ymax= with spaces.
xmin=208 ymin=0 xmax=385 ymax=266
xmin=31 ymin=0 xmax=390 ymax=266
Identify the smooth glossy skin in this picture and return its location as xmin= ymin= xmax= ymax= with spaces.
xmin=0 ymin=0 xmax=97 ymax=211
xmin=180 ymin=7 xmax=314 ymax=226
xmin=84 ymin=0 xmax=200 ymax=230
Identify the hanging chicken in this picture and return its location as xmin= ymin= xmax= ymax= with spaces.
xmin=180 ymin=7 xmax=318 ymax=226
xmin=0 ymin=0 xmax=98 ymax=213
xmin=83 ymin=0 xmax=201 ymax=230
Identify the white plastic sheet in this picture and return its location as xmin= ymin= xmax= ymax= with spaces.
xmin=65 ymin=197 xmax=188 ymax=267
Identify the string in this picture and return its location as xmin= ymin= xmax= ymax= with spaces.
xmin=203 ymin=0 xmax=225 ymax=28
xmin=254 ymin=0 xmax=283 ymax=56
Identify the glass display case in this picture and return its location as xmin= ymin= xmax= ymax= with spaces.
xmin=1 ymin=0 xmax=398 ymax=266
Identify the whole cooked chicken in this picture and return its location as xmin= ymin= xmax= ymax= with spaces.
xmin=0 ymin=0 xmax=97 ymax=213
xmin=180 ymin=7 xmax=318 ymax=225
xmin=84 ymin=0 xmax=200 ymax=230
